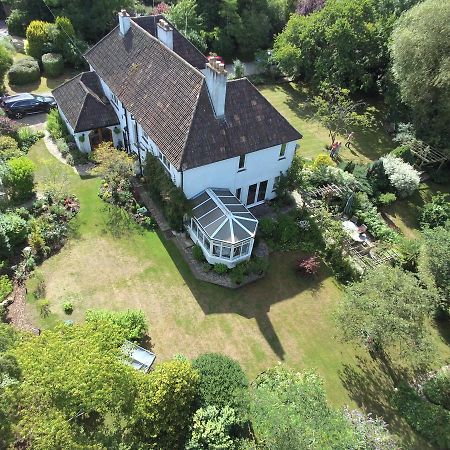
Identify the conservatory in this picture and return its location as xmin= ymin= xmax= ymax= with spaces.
xmin=187 ymin=188 xmax=259 ymax=268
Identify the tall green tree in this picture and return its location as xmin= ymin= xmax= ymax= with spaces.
xmin=312 ymin=82 xmax=374 ymax=145
xmin=335 ymin=265 xmax=438 ymax=368
xmin=251 ymin=366 xmax=365 ymax=449
xmin=273 ymin=0 xmax=383 ymax=92
xmin=390 ymin=0 xmax=450 ymax=147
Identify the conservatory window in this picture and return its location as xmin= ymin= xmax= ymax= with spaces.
xmin=213 ymin=245 xmax=221 ymax=257
xmin=204 ymin=237 xmax=211 ymax=251
xmin=233 ymin=246 xmax=241 ymax=258
xmin=192 ymin=220 xmax=198 ymax=235
xmin=242 ymin=242 xmax=250 ymax=255
xmin=222 ymin=246 xmax=231 ymax=259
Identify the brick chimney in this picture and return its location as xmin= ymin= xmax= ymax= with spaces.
xmin=157 ymin=18 xmax=173 ymax=50
xmin=119 ymin=9 xmax=130 ymax=36
xmin=205 ymin=58 xmax=227 ymax=118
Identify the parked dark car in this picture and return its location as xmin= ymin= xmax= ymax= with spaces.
xmin=1 ymin=93 xmax=57 ymax=119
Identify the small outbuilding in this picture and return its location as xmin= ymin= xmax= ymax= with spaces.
xmin=187 ymin=188 xmax=258 ymax=268
xmin=122 ymin=340 xmax=156 ymax=373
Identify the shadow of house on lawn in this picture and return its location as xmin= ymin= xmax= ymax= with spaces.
xmin=160 ymin=233 xmax=328 ymax=361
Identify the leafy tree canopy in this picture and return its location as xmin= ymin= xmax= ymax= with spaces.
xmin=335 ymin=265 xmax=438 ymax=369
xmin=390 ymin=0 xmax=450 ymax=146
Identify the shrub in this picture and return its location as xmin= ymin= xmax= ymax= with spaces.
xmin=297 ymin=255 xmax=320 ymax=276
xmin=0 ymin=116 xmax=19 ymax=138
xmin=3 ymin=156 xmax=35 ymax=202
xmin=192 ymin=353 xmax=249 ymax=423
xmin=0 ymin=275 xmax=12 ymax=301
xmin=6 ymin=9 xmax=28 ymax=37
xmin=42 ymin=52 xmax=64 ymax=77
xmin=380 ymin=155 xmax=420 ymax=198
xmin=423 ymin=369 xmax=450 ymax=410
xmin=0 ymin=136 xmax=22 ymax=161
xmin=420 ymin=193 xmax=450 ymax=229
xmin=26 ymin=20 xmax=50 ymax=59
xmin=0 ymin=45 xmax=13 ymax=90
xmin=230 ymin=263 xmax=246 ymax=284
xmin=258 ymin=217 xmax=276 ymax=238
xmin=393 ymin=383 xmax=450 ymax=448
xmin=17 ymin=126 xmax=42 ymax=151
xmin=0 ymin=212 xmax=28 ymax=256
xmin=47 ymin=108 xmax=68 ymax=140
xmin=247 ymin=257 xmax=269 ymax=275
xmin=7 ymin=57 xmax=40 ymax=85
xmin=232 ymin=59 xmax=245 ymax=79
xmin=62 ymin=301 xmax=73 ymax=315
xmin=310 ymin=153 xmax=334 ymax=170
xmin=377 ymin=192 xmax=397 ymax=206
xmin=37 ymin=299 xmax=50 ymax=318
xmin=192 ymin=244 xmax=205 ymax=262
xmin=55 ymin=138 xmax=69 ymax=157
xmin=213 ymin=263 xmax=228 ymax=275
xmin=390 ymin=145 xmax=415 ymax=165
xmin=85 ymin=309 xmax=148 ymax=341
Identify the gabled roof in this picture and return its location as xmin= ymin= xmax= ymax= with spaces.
xmin=83 ymin=16 xmax=302 ymax=171
xmin=52 ymin=71 xmax=119 ymax=133
xmin=132 ymin=15 xmax=207 ymax=70
xmin=191 ymin=188 xmax=258 ymax=244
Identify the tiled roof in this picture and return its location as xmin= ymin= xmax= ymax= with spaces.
xmin=83 ymin=16 xmax=302 ymax=170
xmin=85 ymin=21 xmax=204 ymax=167
xmin=181 ymin=79 xmax=302 ymax=170
xmin=132 ymin=15 xmax=207 ymax=70
xmin=52 ymin=71 xmax=119 ymax=132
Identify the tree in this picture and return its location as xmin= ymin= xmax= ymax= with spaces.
xmin=232 ymin=58 xmax=244 ymax=78
xmin=420 ymin=193 xmax=450 ymax=229
xmin=296 ymin=0 xmax=326 ymax=15
xmin=8 ymin=322 xmax=137 ymax=449
xmin=0 ymin=45 xmax=13 ymax=92
xmin=390 ymin=0 xmax=450 ymax=147
xmin=128 ymin=359 xmax=199 ymax=449
xmin=312 ymin=82 xmax=374 ymax=145
xmin=167 ymin=0 xmax=207 ymax=52
xmin=418 ymin=224 xmax=450 ymax=313
xmin=0 ymin=212 xmax=28 ymax=257
xmin=25 ymin=20 xmax=50 ymax=59
xmin=192 ymin=353 xmax=249 ymax=423
xmin=335 ymin=265 xmax=438 ymax=368
xmin=273 ymin=0 xmax=383 ymax=92
xmin=380 ymin=155 xmax=420 ymax=198
xmin=250 ymin=366 xmax=363 ymax=449
xmin=3 ymin=156 xmax=35 ymax=202
xmin=186 ymin=405 xmax=238 ymax=450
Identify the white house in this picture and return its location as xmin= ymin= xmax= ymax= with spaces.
xmin=53 ymin=11 xmax=302 ymax=267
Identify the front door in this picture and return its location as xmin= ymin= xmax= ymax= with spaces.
xmin=257 ymin=180 xmax=268 ymax=202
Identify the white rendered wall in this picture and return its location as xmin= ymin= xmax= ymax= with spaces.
xmin=182 ymin=141 xmax=298 ymax=204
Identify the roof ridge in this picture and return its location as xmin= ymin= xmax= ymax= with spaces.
xmin=130 ymin=20 xmax=205 ymax=79
xmin=74 ymin=95 xmax=90 ymax=132
xmin=52 ymin=72 xmax=83 ymax=94
xmin=79 ymin=75 xmax=108 ymax=106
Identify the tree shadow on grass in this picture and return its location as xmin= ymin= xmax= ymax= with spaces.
xmin=339 ymin=353 xmax=433 ymax=450
xmin=102 ymin=204 xmax=143 ymax=238
xmin=160 ymin=235 xmax=330 ymax=361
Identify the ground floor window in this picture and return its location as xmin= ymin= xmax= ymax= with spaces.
xmin=246 ymin=180 xmax=268 ymax=206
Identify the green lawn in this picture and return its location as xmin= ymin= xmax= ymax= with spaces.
xmin=258 ymin=83 xmax=394 ymax=162
xmin=5 ymin=52 xmax=80 ymax=95
xmin=26 ymin=140 xmax=449 ymax=449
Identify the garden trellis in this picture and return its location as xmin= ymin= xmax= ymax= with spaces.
xmin=410 ymin=141 xmax=449 ymax=171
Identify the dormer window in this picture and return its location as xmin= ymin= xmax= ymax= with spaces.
xmin=238 ymin=155 xmax=246 ymax=171
xmin=279 ymin=143 xmax=286 ymax=159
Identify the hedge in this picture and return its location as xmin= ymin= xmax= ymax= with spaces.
xmin=0 ymin=136 xmax=21 ymax=161
xmin=7 ymin=57 xmax=40 ymax=85
xmin=42 ymin=52 xmax=64 ymax=77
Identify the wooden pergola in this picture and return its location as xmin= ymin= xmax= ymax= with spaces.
xmin=344 ymin=241 xmax=399 ymax=271
xmin=302 ymin=183 xmax=351 ymax=199
xmin=410 ymin=140 xmax=449 ymax=171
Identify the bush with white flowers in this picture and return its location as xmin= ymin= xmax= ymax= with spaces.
xmin=380 ymin=155 xmax=420 ymax=197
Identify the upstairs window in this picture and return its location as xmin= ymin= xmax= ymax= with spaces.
xmin=238 ymin=155 xmax=246 ymax=171
xmin=279 ymin=143 xmax=286 ymax=159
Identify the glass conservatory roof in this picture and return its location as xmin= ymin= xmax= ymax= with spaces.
xmin=191 ymin=188 xmax=258 ymax=244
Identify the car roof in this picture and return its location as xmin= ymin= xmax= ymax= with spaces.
xmin=3 ymin=93 xmax=35 ymax=103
